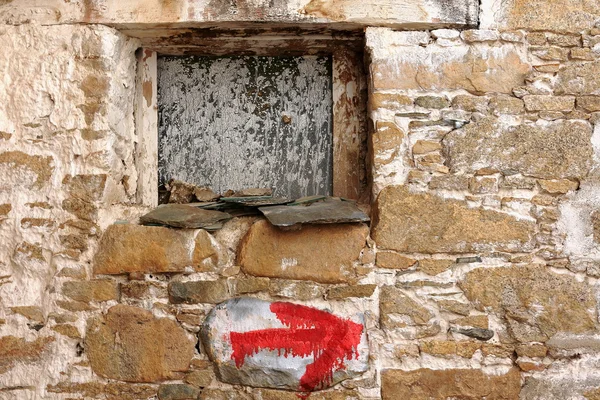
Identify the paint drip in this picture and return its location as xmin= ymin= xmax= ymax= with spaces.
xmin=229 ymin=302 xmax=364 ymax=398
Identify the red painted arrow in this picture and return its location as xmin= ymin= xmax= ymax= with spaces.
xmin=229 ymin=302 xmax=364 ymax=398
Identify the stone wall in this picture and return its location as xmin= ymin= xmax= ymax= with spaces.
xmin=1 ymin=0 xmax=600 ymax=399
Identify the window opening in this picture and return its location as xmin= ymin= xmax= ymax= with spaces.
xmin=157 ymin=55 xmax=333 ymax=200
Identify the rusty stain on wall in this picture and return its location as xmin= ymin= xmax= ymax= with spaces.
xmin=142 ymin=81 xmax=152 ymax=108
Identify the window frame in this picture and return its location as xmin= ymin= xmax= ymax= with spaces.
xmin=134 ymin=38 xmax=367 ymax=207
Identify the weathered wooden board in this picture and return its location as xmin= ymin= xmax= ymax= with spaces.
xmin=158 ymin=55 xmax=333 ymax=199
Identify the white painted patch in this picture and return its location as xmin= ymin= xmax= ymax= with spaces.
xmin=558 ymin=182 xmax=600 ymax=259
xmin=280 ymin=258 xmax=299 ymax=270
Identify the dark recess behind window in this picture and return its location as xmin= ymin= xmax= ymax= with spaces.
xmin=157 ymin=55 xmax=333 ymax=199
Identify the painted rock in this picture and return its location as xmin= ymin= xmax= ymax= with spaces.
xmin=200 ymin=297 xmax=368 ymax=394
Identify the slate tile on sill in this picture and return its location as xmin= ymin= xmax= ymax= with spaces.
xmin=139 ymin=204 xmax=231 ymax=229
xmin=259 ymin=198 xmax=369 ymax=227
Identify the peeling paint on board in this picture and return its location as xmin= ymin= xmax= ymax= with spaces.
xmin=158 ymin=55 xmax=333 ymax=199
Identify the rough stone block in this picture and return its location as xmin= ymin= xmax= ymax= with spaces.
xmin=461 ymin=30 xmax=499 ymax=42
xmin=451 ymin=315 xmax=489 ymax=329
xmin=578 ymin=96 xmax=600 ymax=112
xmin=121 ymin=281 xmax=167 ymax=300
xmin=372 ymin=122 xmax=404 ymax=170
xmin=46 ymin=381 xmax=158 ymax=398
xmin=380 ymin=286 xmax=433 ymax=329
xmin=0 ymin=203 xmax=11 ymax=220
xmin=451 ymin=94 xmax=489 ymax=112
xmin=10 ymin=306 xmax=44 ymax=324
xmin=484 ymin=0 xmax=600 ymax=33
xmin=158 ymin=384 xmax=200 ymax=400
xmin=547 ymin=33 xmax=581 ymax=47
xmin=269 ymin=279 xmax=326 ymax=300
xmin=14 ymin=241 xmax=45 ymax=261
xmin=94 ymin=224 xmax=217 ymax=275
xmin=86 ymin=305 xmax=195 ymax=382
xmin=530 ymin=46 xmax=569 ymax=61
xmin=52 ymin=324 xmax=81 ymax=339
xmin=516 ymin=343 xmax=548 ymax=358
xmin=0 ymin=151 xmax=54 ymax=190
xmin=375 ymin=252 xmax=417 ymax=270
xmin=414 ymin=96 xmax=449 ymax=109
xmin=443 ymin=117 xmax=593 ymax=180
xmin=327 ymin=285 xmax=376 ymax=299
xmin=62 ymin=174 xmax=107 ymax=202
xmin=168 ymin=280 xmax=230 ymax=304
xmin=192 ymin=229 xmax=220 ymax=272
xmin=184 ymin=369 xmax=214 ymax=388
xmin=62 ymin=197 xmax=97 ymax=222
xmin=239 ymin=220 xmax=369 ymax=284
xmin=469 ymin=176 xmax=498 ymax=194
xmin=412 ymin=140 xmax=442 ymax=154
xmin=556 ymin=61 xmax=600 ymax=95
xmin=230 ymin=277 xmax=270 ymax=295
xmin=501 ymin=175 xmax=538 ymax=190
xmin=460 ymin=265 xmax=597 ymax=342
xmin=428 ymin=175 xmax=470 ymax=190
xmin=521 ymin=368 xmax=600 ymax=399
xmin=571 ymin=48 xmax=596 ymax=61
xmin=436 ymin=300 xmax=471 ymax=316
xmin=381 ymin=368 xmax=521 ymax=399
xmin=537 ymin=179 xmax=579 ymax=194
xmin=419 ymin=340 xmax=480 ymax=358
xmin=20 ymin=217 xmax=55 ymax=229
xmin=418 ymin=259 xmax=454 ymax=275
xmin=0 ymin=336 xmax=54 ymax=374
xmin=56 ymin=300 xmax=97 ymax=312
xmin=372 ymin=186 xmax=536 ymax=253
xmin=367 ymin=30 xmax=530 ymax=95
xmin=370 ymin=93 xmax=412 ymax=109
xmin=431 ymin=29 xmax=460 ymax=39
xmin=523 ymin=95 xmax=575 ymax=111
xmin=62 ymin=280 xmax=119 ymax=302
xmin=489 ymin=95 xmax=524 ymax=114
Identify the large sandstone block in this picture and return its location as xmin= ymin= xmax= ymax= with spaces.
xmin=483 ymin=0 xmax=600 ymax=33
xmin=0 ymin=0 xmax=478 ymax=28
xmin=556 ymin=61 xmax=600 ymax=95
xmin=367 ymin=29 xmax=530 ymax=94
xmin=460 ymin=265 xmax=597 ymax=342
xmin=443 ymin=117 xmax=593 ymax=180
xmin=93 ymin=224 xmax=218 ymax=275
xmin=372 ymin=186 xmax=535 ymax=253
xmin=86 ymin=305 xmax=195 ymax=382
xmin=381 ymin=368 xmax=521 ymax=399
xmin=239 ymin=220 xmax=369 ymax=284
xmin=200 ymin=298 xmax=368 ymax=393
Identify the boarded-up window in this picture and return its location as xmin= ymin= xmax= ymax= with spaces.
xmin=157 ymin=55 xmax=333 ymax=199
